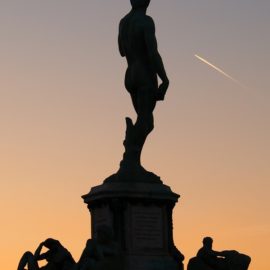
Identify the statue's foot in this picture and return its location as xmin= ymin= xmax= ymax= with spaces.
xmin=104 ymin=161 xmax=162 ymax=184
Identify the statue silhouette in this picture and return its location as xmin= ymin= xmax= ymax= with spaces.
xmin=187 ymin=237 xmax=251 ymax=270
xmin=115 ymin=0 xmax=169 ymax=181
xmin=17 ymin=238 xmax=75 ymax=270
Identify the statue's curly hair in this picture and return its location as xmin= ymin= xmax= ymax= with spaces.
xmin=130 ymin=0 xmax=150 ymax=9
xmin=203 ymin=237 xmax=213 ymax=245
xmin=43 ymin=238 xmax=61 ymax=249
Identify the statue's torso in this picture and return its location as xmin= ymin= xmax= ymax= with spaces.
xmin=119 ymin=11 xmax=157 ymax=91
xmin=119 ymin=12 xmax=151 ymax=66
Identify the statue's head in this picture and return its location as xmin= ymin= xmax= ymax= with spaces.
xmin=130 ymin=0 xmax=151 ymax=9
xmin=202 ymin=237 xmax=213 ymax=248
xmin=43 ymin=238 xmax=61 ymax=249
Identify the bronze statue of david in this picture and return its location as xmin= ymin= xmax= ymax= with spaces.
xmin=117 ymin=0 xmax=169 ymax=180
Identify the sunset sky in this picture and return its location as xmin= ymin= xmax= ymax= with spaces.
xmin=1 ymin=1 xmax=269 ymax=269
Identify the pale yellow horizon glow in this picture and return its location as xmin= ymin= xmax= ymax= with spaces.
xmin=195 ymin=54 xmax=246 ymax=89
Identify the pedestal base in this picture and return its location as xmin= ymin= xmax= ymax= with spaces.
xmin=82 ymin=180 xmax=182 ymax=270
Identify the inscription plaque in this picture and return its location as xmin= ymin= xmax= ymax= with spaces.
xmin=131 ymin=205 xmax=163 ymax=249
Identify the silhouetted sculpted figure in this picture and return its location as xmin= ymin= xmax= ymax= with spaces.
xmin=172 ymin=245 xmax=185 ymax=270
xmin=187 ymin=237 xmax=251 ymax=270
xmin=77 ymin=225 xmax=122 ymax=270
xmin=17 ymin=238 xmax=75 ymax=270
xmin=196 ymin=237 xmax=228 ymax=270
xmin=116 ymin=0 xmax=169 ymax=181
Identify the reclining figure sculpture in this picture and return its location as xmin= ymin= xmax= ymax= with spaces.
xmin=187 ymin=237 xmax=251 ymax=270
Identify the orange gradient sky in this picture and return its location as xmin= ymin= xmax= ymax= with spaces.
xmin=0 ymin=1 xmax=269 ymax=269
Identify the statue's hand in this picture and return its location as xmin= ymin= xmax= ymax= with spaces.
xmin=156 ymin=79 xmax=169 ymax=101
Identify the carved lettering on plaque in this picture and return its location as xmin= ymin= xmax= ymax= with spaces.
xmin=131 ymin=205 xmax=163 ymax=249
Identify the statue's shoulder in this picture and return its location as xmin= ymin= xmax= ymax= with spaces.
xmin=119 ymin=12 xmax=132 ymax=25
xmin=145 ymin=15 xmax=154 ymax=23
xmin=141 ymin=15 xmax=155 ymax=31
xmin=136 ymin=14 xmax=154 ymax=24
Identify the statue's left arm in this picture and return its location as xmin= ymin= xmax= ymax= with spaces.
xmin=144 ymin=16 xmax=169 ymax=100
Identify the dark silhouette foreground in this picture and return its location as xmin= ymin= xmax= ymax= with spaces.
xmin=187 ymin=237 xmax=251 ymax=270
xmin=18 ymin=226 xmax=123 ymax=270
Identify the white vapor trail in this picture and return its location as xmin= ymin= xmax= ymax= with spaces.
xmin=195 ymin=54 xmax=246 ymax=89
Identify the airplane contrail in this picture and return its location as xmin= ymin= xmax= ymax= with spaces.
xmin=195 ymin=54 xmax=246 ymax=88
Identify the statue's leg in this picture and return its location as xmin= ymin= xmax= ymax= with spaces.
xmin=125 ymin=67 xmax=139 ymax=115
xmin=135 ymin=85 xmax=156 ymax=136
xmin=120 ymin=67 xmax=158 ymax=171
xmin=130 ymin=91 xmax=138 ymax=115
xmin=17 ymin=252 xmax=39 ymax=270
xmin=124 ymin=85 xmax=155 ymax=166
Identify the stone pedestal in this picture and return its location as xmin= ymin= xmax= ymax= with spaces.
xmin=82 ymin=180 xmax=182 ymax=270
